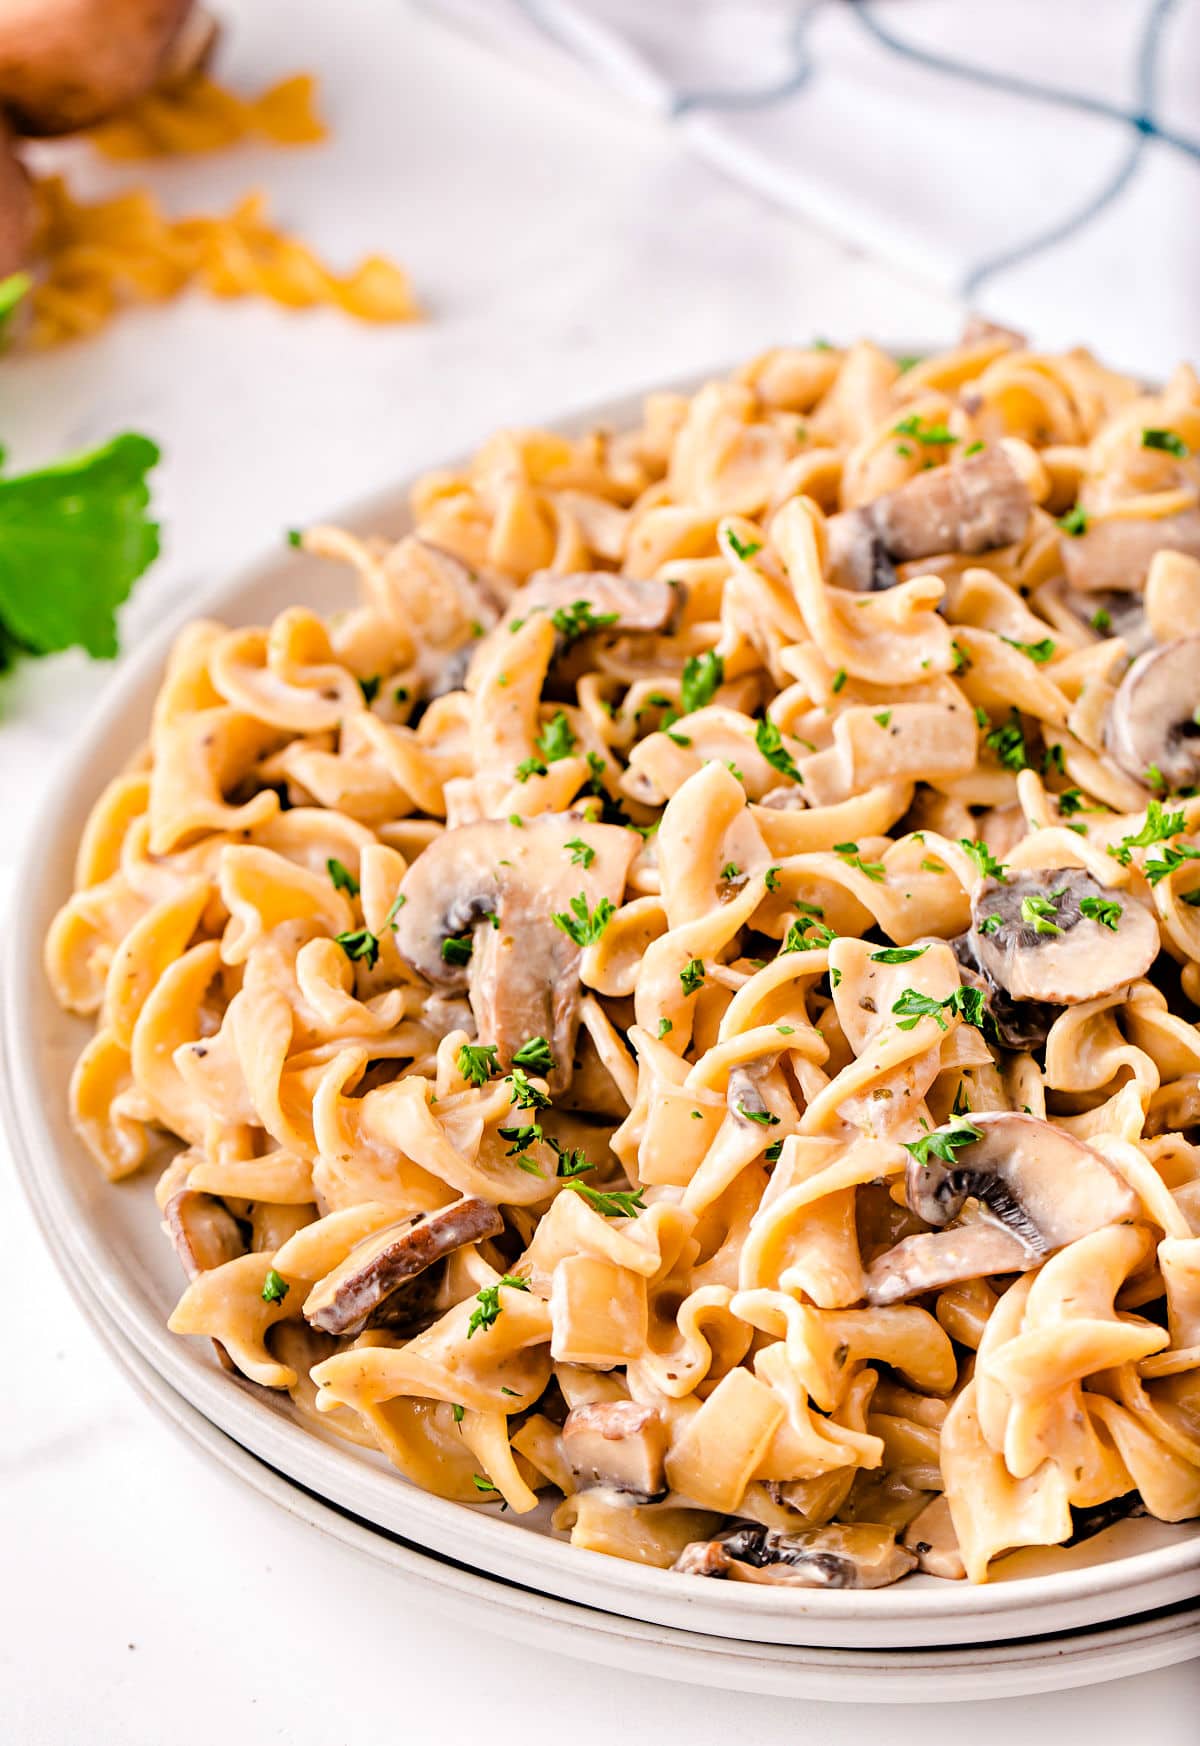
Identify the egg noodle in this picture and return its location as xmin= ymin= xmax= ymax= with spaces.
xmin=45 ymin=331 xmax=1200 ymax=1589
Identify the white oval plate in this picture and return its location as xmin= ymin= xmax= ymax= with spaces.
xmin=76 ymin=1268 xmax=1200 ymax=1703
xmin=7 ymin=382 xmax=1200 ymax=1650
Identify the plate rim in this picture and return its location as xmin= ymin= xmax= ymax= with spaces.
xmin=7 ymin=370 xmax=1200 ymax=1648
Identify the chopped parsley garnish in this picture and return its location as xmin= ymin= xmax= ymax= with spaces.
xmin=452 ymin=1403 xmax=465 ymax=1423
xmin=498 ymin=1123 xmax=543 ymax=1156
xmin=833 ymin=841 xmax=885 ymax=881
xmin=765 ymin=1138 xmax=784 ymax=1162
xmin=666 ymin=729 xmax=692 ymax=747
xmin=507 ymin=1067 xmax=551 ymax=1110
xmin=831 ymin=668 xmax=847 ymax=694
xmin=870 ymin=945 xmax=928 ymax=964
xmin=904 ymin=1114 xmax=984 ymax=1169
xmin=756 ymin=716 xmax=803 ymax=782
xmin=327 ymin=857 xmax=359 ymax=897
xmin=359 ymin=675 xmax=381 ymax=705
xmin=552 ymin=892 xmax=615 ymax=947
xmin=383 ymin=892 xmax=406 ymax=930
xmin=467 ymin=1274 xmax=530 ymax=1338
xmin=873 ymin=709 xmax=893 ymax=729
xmin=893 ymin=414 xmax=957 ymax=447
xmin=959 ymin=838 xmax=1008 ymax=881
xmin=680 ymin=958 xmax=706 ymax=996
xmin=1142 ymin=428 xmax=1188 ymax=457
xmin=979 ymin=913 xmax=1003 ymax=935
xmin=963 ymin=439 xmax=984 ymax=456
xmin=681 ymin=650 xmax=724 ymax=714
xmin=1107 ymin=799 xmax=1187 ymax=866
xmin=335 ymin=927 xmax=380 ymax=969
xmin=727 ymin=529 xmax=762 ymax=561
xmin=512 ymin=1036 xmax=554 ymax=1074
xmin=1090 ymin=608 xmax=1112 ymax=633
xmin=951 ymin=640 xmax=971 ymax=674
xmin=1079 ymin=895 xmax=1122 ymax=930
xmin=471 ymin=1473 xmax=499 ymax=1495
xmin=515 ymin=755 xmax=548 ymax=782
xmin=457 ymin=1043 xmax=500 ymax=1086
xmin=720 ymin=862 xmax=742 ymax=882
xmin=551 ymin=600 xmax=619 ymax=645
xmin=1058 ymin=505 xmax=1090 ymax=537
xmin=657 ymin=1017 xmax=673 ymax=1038
xmin=565 ymin=1181 xmax=646 ymax=1218
xmin=1020 ymin=893 xmax=1063 ymax=936
xmin=892 ymin=986 xmax=986 ymax=1031
xmin=548 ymin=1138 xmax=595 ymax=1178
xmin=984 ymin=713 xmax=1030 ymax=772
xmin=564 ymin=837 xmax=595 ymax=869
xmin=1144 ymin=841 xmax=1200 ymax=885
xmin=260 ymin=1268 xmax=289 ymax=1305
xmin=1002 ymin=635 xmax=1056 ymax=664
xmin=441 ymin=933 xmax=474 ymax=966
xmin=783 ymin=915 xmax=837 ymax=951
xmin=738 ymin=1103 xmax=780 ymax=1126
xmin=536 ymin=710 xmax=577 ymax=763
xmin=764 ymin=865 xmax=781 ymax=892
xmin=1145 ymin=763 xmax=1166 ymax=792
xmin=1042 ymin=744 xmax=1065 ymax=777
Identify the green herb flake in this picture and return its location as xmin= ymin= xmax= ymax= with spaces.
xmin=514 ymin=755 xmax=548 ymax=782
xmin=870 ymin=945 xmax=928 ymax=964
xmin=551 ymin=600 xmax=619 ymax=645
xmin=680 ymin=958 xmax=706 ymax=997
xmin=755 ymin=716 xmax=803 ymax=783
xmin=335 ymin=927 xmax=380 ymax=969
xmin=327 ymin=857 xmax=359 ymax=897
xmin=467 ymin=1274 xmax=530 ymax=1338
xmin=657 ymin=1017 xmax=673 ymax=1039
xmin=979 ymin=913 xmax=1003 ymax=935
xmin=564 ymin=836 xmax=596 ymax=869
xmin=727 ymin=529 xmax=762 ymax=561
xmin=680 ymin=650 xmax=724 ymax=714
xmin=1079 ymin=895 xmax=1123 ymax=930
xmin=1002 ymin=635 xmax=1056 ymax=664
xmin=984 ymin=713 xmax=1030 ymax=773
xmin=565 ymin=1181 xmax=646 ymax=1218
xmin=457 ymin=1042 xmax=500 ymax=1087
xmin=552 ymin=892 xmax=615 ymax=948
xmin=893 ymin=415 xmax=958 ymax=448
xmin=904 ymin=1114 xmax=984 ymax=1169
xmin=512 ymin=1036 xmax=554 ymax=1074
xmin=959 ymin=838 xmax=1008 ymax=881
xmin=833 ymin=840 xmax=886 ymax=881
xmin=1020 ymin=893 xmax=1063 ymax=936
xmin=260 ymin=1268 xmax=289 ymax=1305
xmin=1108 ymin=799 xmax=1187 ymax=867
xmin=507 ymin=1067 xmax=551 ymax=1111
xmin=874 ymin=709 xmax=893 ymax=728
xmin=536 ymin=710 xmax=577 ymax=764
xmin=1142 ymin=428 xmax=1188 ymax=457
xmin=831 ymin=668 xmax=847 ymax=694
xmin=1058 ymin=505 xmax=1090 ymax=537
xmin=1090 ymin=608 xmax=1112 ymax=634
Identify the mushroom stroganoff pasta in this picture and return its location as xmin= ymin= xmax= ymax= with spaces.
xmin=46 ymin=330 xmax=1200 ymax=1590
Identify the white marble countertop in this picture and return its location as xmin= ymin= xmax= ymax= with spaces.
xmin=2 ymin=2 xmax=1196 ymax=1739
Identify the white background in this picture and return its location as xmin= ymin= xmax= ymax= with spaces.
xmin=1 ymin=2 xmax=1195 ymax=1740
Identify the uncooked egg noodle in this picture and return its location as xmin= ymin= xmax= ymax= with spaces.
xmin=46 ymin=329 xmax=1200 ymax=1588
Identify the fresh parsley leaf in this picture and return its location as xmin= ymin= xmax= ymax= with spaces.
xmin=0 ymin=432 xmax=161 ymax=666
xmin=1042 ymin=744 xmax=1066 ymax=777
xmin=720 ymin=862 xmax=743 ymax=882
xmin=1144 ymin=841 xmax=1200 ymax=885
xmin=512 ymin=1035 xmax=554 ymax=1074
xmin=959 ymin=838 xmax=1008 ymax=881
xmin=1142 ymin=428 xmax=1188 ymax=457
xmin=738 ymin=1103 xmax=780 ymax=1126
xmin=1090 ymin=608 xmax=1112 ymax=633
xmin=335 ymin=927 xmax=380 ymax=969
xmin=1107 ymin=800 xmax=1186 ymax=867
xmin=984 ymin=713 xmax=1030 ymax=772
xmin=727 ymin=529 xmax=762 ymax=561
xmin=831 ymin=667 xmax=847 ymax=694
xmin=951 ymin=640 xmax=971 ymax=674
xmin=666 ymin=729 xmax=692 ymax=747
xmin=657 ymin=1017 xmax=673 ymax=1038
xmin=764 ymin=865 xmax=781 ymax=893
xmin=1079 ymin=894 xmax=1122 ymax=930
xmin=904 ymin=1114 xmax=984 ymax=1169
xmin=507 ymin=1067 xmax=551 ymax=1110
xmin=893 ymin=415 xmax=957 ymax=447
xmin=467 ymin=1274 xmax=529 ymax=1338
xmin=979 ymin=913 xmax=1003 ymax=935
xmin=874 ymin=709 xmax=893 ymax=728
xmin=383 ymin=892 xmax=406 ymax=931
xmin=1145 ymin=762 xmax=1166 ymax=792
xmin=681 ymin=650 xmax=723 ymax=714
xmin=680 ymin=958 xmax=706 ymax=996
xmin=963 ymin=439 xmax=984 ymax=456
xmin=260 ymin=1268 xmax=289 ymax=1305
xmin=327 ymin=857 xmax=359 ymax=897
xmin=548 ymin=1138 xmax=594 ymax=1178
xmin=359 ymin=674 xmax=381 ymax=705
xmin=452 ymin=1403 xmax=465 ymax=1423
xmin=564 ymin=837 xmax=595 ymax=868
xmin=498 ymin=1122 xmax=543 ymax=1156
xmin=833 ymin=841 xmax=886 ymax=881
xmin=756 ymin=716 xmax=803 ymax=782
xmin=441 ymin=932 xmax=473 ymax=966
xmin=1002 ymin=635 xmax=1056 ymax=664
xmin=565 ymin=1181 xmax=646 ymax=1218
xmin=551 ymin=600 xmax=619 ymax=645
xmin=1058 ymin=505 xmax=1090 ymax=537
xmin=1020 ymin=893 xmax=1063 ymax=936
xmin=870 ymin=945 xmax=928 ymax=964
xmin=471 ymin=1473 xmax=500 ymax=1494
xmin=457 ymin=1043 xmax=500 ymax=1086
xmin=892 ymin=985 xmax=986 ymax=1032
xmin=514 ymin=755 xmax=548 ymax=782
xmin=552 ymin=892 xmax=615 ymax=947
xmin=536 ymin=710 xmax=577 ymax=763
xmin=783 ymin=915 xmax=837 ymax=951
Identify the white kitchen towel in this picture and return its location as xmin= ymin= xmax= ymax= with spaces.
xmin=423 ymin=0 xmax=1200 ymax=372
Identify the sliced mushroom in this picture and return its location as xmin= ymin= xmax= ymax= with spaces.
xmin=508 ymin=571 xmax=678 ymax=642
xmin=1061 ymin=513 xmax=1200 ymax=594
xmin=392 ymin=813 xmax=636 ymax=1089
xmin=303 ymin=1198 xmax=504 ymax=1336
xmin=0 ymin=0 xmax=196 ymax=135
xmin=904 ymin=1110 xmax=1139 ymax=1258
xmin=727 ymin=1059 xmax=777 ymax=1125
xmin=826 ymin=448 xmax=1031 ymax=592
xmin=1065 ymin=1491 xmax=1146 ymax=1547
xmin=865 ymin=1218 xmax=1033 ymax=1306
xmin=949 ymin=933 xmax=1058 ymax=1051
xmin=902 ymin=1494 xmax=965 ymax=1580
xmin=1057 ymin=584 xmax=1153 ymax=655
xmin=562 ymin=1400 xmax=668 ymax=1501
xmin=1105 ymin=636 xmax=1200 ymax=790
xmin=673 ymin=1523 xmax=915 ymax=1589
xmin=163 ymin=1188 xmax=245 ymax=1281
xmin=968 ymin=869 xmax=1157 ymax=1006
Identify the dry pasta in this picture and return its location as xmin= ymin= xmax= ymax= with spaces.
xmin=46 ymin=328 xmax=1200 ymax=1588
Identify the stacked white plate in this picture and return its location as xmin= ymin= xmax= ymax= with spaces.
xmin=8 ymin=388 xmax=1200 ymax=1700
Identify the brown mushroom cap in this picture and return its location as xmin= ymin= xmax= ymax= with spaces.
xmin=968 ymin=869 xmax=1158 ymax=1006
xmin=1105 ymin=636 xmax=1200 ymax=791
xmin=826 ymin=447 xmax=1031 ymax=591
xmin=163 ymin=1187 xmax=244 ymax=1280
xmin=674 ymin=1522 xmax=916 ymax=1589
xmin=0 ymin=0 xmax=196 ymax=135
xmin=864 ymin=1219 xmax=1033 ymax=1306
xmin=904 ymin=1110 xmax=1139 ymax=1256
xmin=392 ymin=813 xmax=635 ymax=1088
xmin=303 ymin=1198 xmax=504 ymax=1336
xmin=562 ymin=1400 xmax=668 ymax=1501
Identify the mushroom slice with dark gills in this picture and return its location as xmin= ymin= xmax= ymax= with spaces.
xmin=562 ymin=1401 xmax=668 ymax=1501
xmin=508 ymin=571 xmax=679 ymax=644
xmin=674 ymin=1523 xmax=915 ymax=1589
xmin=303 ymin=1198 xmax=504 ymax=1336
xmin=392 ymin=813 xmax=636 ymax=1091
xmin=903 ymin=1111 xmax=1139 ymax=1261
xmin=826 ymin=447 xmax=1032 ymax=592
xmin=865 ymin=1218 xmax=1035 ymax=1306
xmin=1105 ymin=636 xmax=1200 ymax=791
xmin=163 ymin=1188 xmax=245 ymax=1281
xmin=968 ymin=869 xmax=1157 ymax=1007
